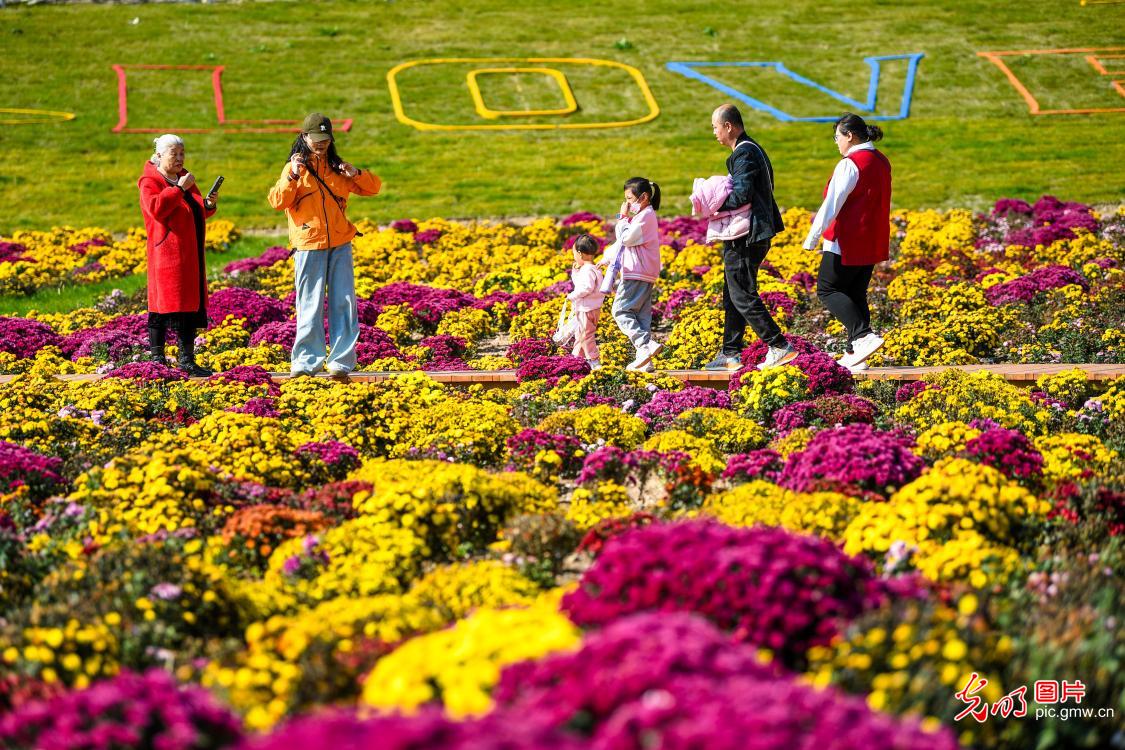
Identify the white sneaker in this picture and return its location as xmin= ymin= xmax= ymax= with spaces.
xmin=627 ymin=340 xmax=662 ymax=370
xmin=847 ymin=360 xmax=869 ymax=373
xmin=757 ymin=345 xmax=798 ymax=370
xmin=625 ymin=360 xmax=657 ymax=373
xmin=587 ymin=359 xmax=602 ymax=371
xmin=840 ymin=333 xmax=884 ymax=368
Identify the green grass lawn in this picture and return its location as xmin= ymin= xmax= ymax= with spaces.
xmin=0 ymin=235 xmax=285 ymax=316
xmin=0 ymin=0 xmax=1122 ymax=232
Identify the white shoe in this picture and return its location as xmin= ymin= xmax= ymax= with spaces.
xmin=847 ymin=360 xmax=869 ymax=373
xmin=839 ymin=334 xmax=883 ymax=368
xmin=627 ymin=340 xmax=662 ymax=370
xmin=625 ymin=360 xmax=656 ymax=373
xmin=757 ymin=345 xmax=798 ymax=370
xmin=587 ymin=359 xmax=602 ymax=371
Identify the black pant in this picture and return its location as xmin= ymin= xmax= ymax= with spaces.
xmin=816 ymin=252 xmax=874 ymax=349
xmin=721 ymin=237 xmax=787 ymax=354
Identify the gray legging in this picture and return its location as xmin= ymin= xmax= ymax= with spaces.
xmin=612 ymin=278 xmax=655 ymax=349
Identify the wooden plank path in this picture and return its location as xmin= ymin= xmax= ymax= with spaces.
xmin=1 ymin=363 xmax=1122 ymax=387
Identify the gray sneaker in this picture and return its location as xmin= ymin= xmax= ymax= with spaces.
xmin=702 ymin=353 xmax=743 ymax=371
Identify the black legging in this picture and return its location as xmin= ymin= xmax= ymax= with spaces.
xmin=147 ymin=315 xmax=197 ymax=358
xmin=816 ymin=252 xmax=875 ymax=349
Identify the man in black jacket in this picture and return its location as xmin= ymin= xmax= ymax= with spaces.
xmin=702 ymin=104 xmax=797 ymax=371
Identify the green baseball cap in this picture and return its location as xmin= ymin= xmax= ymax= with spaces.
xmin=301 ymin=112 xmax=334 ymax=142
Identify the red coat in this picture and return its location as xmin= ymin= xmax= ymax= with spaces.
xmin=822 ymin=148 xmax=892 ymax=266
xmin=138 ymin=161 xmax=216 ymax=314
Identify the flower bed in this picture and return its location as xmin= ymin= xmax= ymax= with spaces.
xmin=0 ymin=201 xmax=1121 ymax=749
xmin=0 ymin=222 xmax=239 ymax=297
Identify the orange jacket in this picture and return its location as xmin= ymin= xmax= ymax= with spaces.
xmin=268 ymin=153 xmax=381 ymax=250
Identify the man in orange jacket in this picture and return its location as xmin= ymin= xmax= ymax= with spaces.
xmin=269 ymin=113 xmax=381 ymax=377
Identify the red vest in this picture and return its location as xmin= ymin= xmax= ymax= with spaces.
xmin=822 ymin=148 xmax=892 ymax=266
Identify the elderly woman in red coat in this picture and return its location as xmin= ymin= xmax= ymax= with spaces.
xmin=138 ymin=134 xmax=219 ymax=376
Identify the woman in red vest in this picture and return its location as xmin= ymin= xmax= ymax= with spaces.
xmin=803 ymin=113 xmax=892 ymax=372
xmin=138 ymin=134 xmax=219 ymax=377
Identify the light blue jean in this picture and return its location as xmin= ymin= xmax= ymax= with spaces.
xmin=292 ymin=242 xmax=358 ymax=374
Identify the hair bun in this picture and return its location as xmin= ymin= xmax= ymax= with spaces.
xmin=866 ymin=125 xmax=884 ymax=142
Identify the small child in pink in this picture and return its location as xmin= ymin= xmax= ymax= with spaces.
xmin=566 ymin=234 xmax=606 ymax=370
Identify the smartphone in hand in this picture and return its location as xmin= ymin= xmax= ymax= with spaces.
xmin=208 ymin=175 xmax=225 ymax=197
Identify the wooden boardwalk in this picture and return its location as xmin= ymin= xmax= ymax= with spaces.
xmin=2 ymin=363 xmax=1122 ymax=387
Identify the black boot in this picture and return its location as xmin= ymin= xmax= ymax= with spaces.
xmin=147 ymin=320 xmax=168 ymax=364
xmin=176 ymin=326 xmax=213 ymax=378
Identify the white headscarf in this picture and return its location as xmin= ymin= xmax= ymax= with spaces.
xmin=150 ymin=134 xmax=184 ymax=164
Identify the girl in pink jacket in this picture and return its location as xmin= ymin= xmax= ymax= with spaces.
xmin=566 ymin=234 xmax=606 ymax=370
xmin=602 ymin=177 xmax=663 ymax=371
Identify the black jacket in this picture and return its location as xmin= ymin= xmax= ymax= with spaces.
xmin=719 ymin=133 xmax=785 ymax=244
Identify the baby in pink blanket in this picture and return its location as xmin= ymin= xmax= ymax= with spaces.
xmin=691 ymin=175 xmax=733 ymax=217
xmin=691 ymin=174 xmax=751 ymax=243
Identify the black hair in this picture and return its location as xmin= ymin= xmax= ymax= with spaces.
xmin=623 ymin=176 xmax=662 ymax=211
xmin=574 ymin=234 xmax=599 ymax=256
xmin=834 ymin=112 xmax=883 ymax=143
xmin=715 ymin=103 xmax=744 ymax=131
xmin=287 ymin=134 xmax=345 ymax=172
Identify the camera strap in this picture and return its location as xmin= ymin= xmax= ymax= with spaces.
xmin=307 ymin=163 xmax=364 ymax=238
xmin=307 ymin=163 xmax=346 ymax=208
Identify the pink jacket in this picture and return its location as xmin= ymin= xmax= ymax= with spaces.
xmin=691 ymin=175 xmax=732 ymax=217
xmin=604 ymin=207 xmax=661 ymax=284
xmin=566 ymin=264 xmax=606 ymax=312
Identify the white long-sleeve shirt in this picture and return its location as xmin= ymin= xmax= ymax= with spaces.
xmin=803 ymin=142 xmax=877 ymax=255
